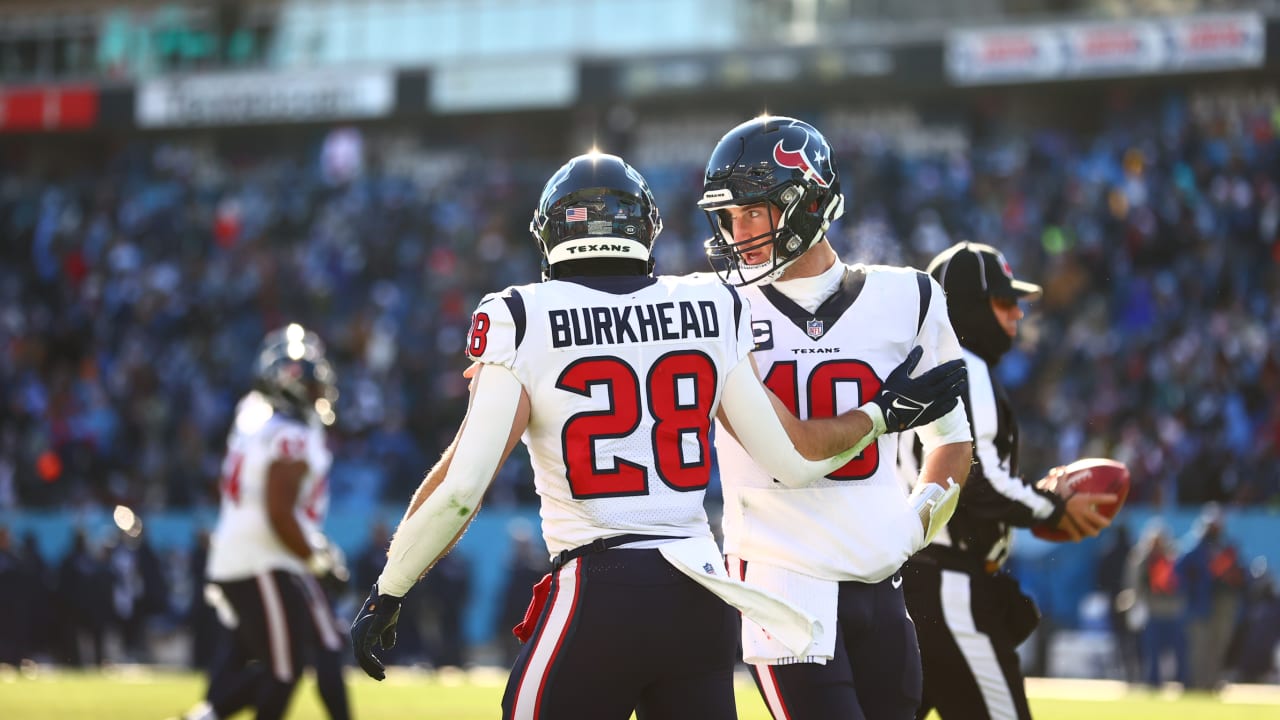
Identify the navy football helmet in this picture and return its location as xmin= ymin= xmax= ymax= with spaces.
xmin=253 ymin=324 xmax=338 ymax=425
xmin=530 ymin=152 xmax=662 ymax=280
xmin=699 ymin=116 xmax=844 ymax=286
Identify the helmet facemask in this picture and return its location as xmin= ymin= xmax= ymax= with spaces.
xmin=699 ymin=116 xmax=844 ymax=287
xmin=701 ymin=180 xmax=843 ymax=286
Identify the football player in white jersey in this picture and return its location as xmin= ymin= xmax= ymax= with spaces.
xmin=698 ymin=116 xmax=975 ymax=720
xmin=349 ymin=152 xmax=967 ymax=720
xmin=185 ymin=326 xmax=349 ymax=720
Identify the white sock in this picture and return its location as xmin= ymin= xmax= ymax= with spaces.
xmin=183 ymin=700 xmax=219 ymax=720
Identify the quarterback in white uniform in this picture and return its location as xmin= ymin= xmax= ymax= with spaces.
xmin=186 ymin=326 xmax=349 ymax=720
xmin=716 ymin=264 xmax=969 ymax=581
xmin=699 ymin=116 xmax=974 ymax=720
xmin=349 ymin=152 xmax=966 ymax=720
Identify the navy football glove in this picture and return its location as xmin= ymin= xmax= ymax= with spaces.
xmin=350 ymin=582 xmax=401 ymax=681
xmin=871 ymin=346 xmax=967 ymax=433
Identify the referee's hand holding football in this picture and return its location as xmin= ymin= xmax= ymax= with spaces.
xmin=1056 ymin=492 xmax=1118 ymax=541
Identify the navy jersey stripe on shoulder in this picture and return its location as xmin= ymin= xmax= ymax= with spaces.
xmin=915 ymin=271 xmax=932 ymax=335
xmin=725 ymin=283 xmax=743 ymax=332
xmin=502 ymin=289 xmax=527 ymax=350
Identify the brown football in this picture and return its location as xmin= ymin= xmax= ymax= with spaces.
xmin=1031 ymin=458 xmax=1130 ymax=542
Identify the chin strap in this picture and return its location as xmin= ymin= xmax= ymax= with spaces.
xmin=908 ymin=477 xmax=961 ymax=545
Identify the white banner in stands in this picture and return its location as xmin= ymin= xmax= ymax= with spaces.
xmin=946 ymin=26 xmax=1064 ymax=85
xmin=947 ymin=12 xmax=1264 ymax=85
xmin=1061 ymin=21 xmax=1165 ymax=77
xmin=431 ymin=57 xmax=576 ymax=113
xmin=1166 ymin=13 xmax=1265 ymax=70
xmin=137 ymin=68 xmax=394 ymax=127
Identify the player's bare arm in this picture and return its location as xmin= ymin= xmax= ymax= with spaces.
xmin=919 ymin=441 xmax=973 ymax=493
xmin=905 ymin=440 xmax=972 ymax=542
xmin=352 ymin=363 xmax=530 ymax=680
xmin=390 ymin=364 xmax=529 ymax=583
xmin=265 ymin=457 xmax=314 ymax=561
xmin=717 ymin=346 xmax=966 ymax=487
xmin=717 ymin=355 xmax=874 ymax=486
xmin=739 ymin=354 xmax=876 ymax=461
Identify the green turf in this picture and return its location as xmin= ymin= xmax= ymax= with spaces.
xmin=0 ymin=668 xmax=1275 ymax=719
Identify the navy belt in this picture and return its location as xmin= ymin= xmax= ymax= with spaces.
xmin=550 ymin=534 xmax=683 ymax=570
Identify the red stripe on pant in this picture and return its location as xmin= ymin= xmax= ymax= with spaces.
xmin=756 ymin=664 xmax=795 ymax=720
xmin=510 ymin=558 xmax=583 ymax=720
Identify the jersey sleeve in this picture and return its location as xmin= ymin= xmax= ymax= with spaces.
xmin=264 ymin=422 xmax=311 ymax=464
xmin=914 ymin=274 xmax=964 ymax=367
xmin=465 ymin=288 xmax=525 ymax=370
xmin=913 ymin=273 xmax=972 ymax=448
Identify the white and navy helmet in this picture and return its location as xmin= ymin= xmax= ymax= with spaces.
xmin=253 ymin=324 xmax=338 ymax=425
xmin=699 ymin=116 xmax=844 ymax=286
xmin=530 ymin=152 xmax=663 ymax=280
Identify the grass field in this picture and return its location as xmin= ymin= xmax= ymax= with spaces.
xmin=1 ymin=666 xmax=1277 ymax=719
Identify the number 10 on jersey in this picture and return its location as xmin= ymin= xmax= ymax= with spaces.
xmin=763 ymin=359 xmax=881 ymax=480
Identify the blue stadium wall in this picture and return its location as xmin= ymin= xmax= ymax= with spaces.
xmin=3 ymin=505 xmax=1277 ymax=645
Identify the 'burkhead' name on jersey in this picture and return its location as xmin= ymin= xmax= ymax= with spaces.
xmin=549 ymin=300 xmax=720 ymax=348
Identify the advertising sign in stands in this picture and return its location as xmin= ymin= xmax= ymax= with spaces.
xmin=947 ymin=13 xmax=1264 ymax=85
xmin=137 ymin=68 xmax=394 ymax=127
xmin=615 ymin=47 xmax=895 ymax=98
xmin=431 ymin=57 xmax=576 ymax=113
xmin=1166 ymin=13 xmax=1266 ymax=70
xmin=1061 ymin=21 xmax=1165 ymax=77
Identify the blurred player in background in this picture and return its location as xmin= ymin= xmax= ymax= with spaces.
xmin=899 ymin=242 xmax=1115 ymax=719
xmin=182 ymin=326 xmax=350 ymax=720
xmin=699 ymin=115 xmax=973 ymax=720
xmin=350 ymin=152 xmax=966 ymax=720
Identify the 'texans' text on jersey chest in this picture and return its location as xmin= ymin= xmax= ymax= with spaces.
xmin=549 ymin=301 xmax=720 ymax=348
xmin=789 ymin=346 xmax=841 ymax=354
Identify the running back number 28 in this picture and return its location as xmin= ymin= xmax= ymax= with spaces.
xmin=557 ymin=350 xmax=717 ymax=499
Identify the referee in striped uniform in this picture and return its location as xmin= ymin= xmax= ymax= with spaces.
xmin=898 ymin=242 xmax=1115 ymax=719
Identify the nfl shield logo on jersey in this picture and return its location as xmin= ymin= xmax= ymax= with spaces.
xmin=806 ymin=319 xmax=824 ymax=339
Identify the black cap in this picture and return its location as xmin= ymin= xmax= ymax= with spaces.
xmin=927 ymin=242 xmax=1042 ymax=302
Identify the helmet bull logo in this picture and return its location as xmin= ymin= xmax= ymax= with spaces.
xmin=773 ymin=139 xmax=829 ymax=188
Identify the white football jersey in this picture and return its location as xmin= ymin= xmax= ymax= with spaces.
xmin=207 ymin=392 xmax=333 ymax=581
xmin=716 ymin=263 xmax=970 ymax=582
xmin=466 ymin=274 xmax=753 ymax=555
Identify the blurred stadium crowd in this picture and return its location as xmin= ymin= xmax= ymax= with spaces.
xmin=1 ymin=82 xmax=1278 ymax=682
xmin=2 ymin=89 xmax=1276 ymax=513
xmin=823 ymin=89 xmax=1280 ymax=508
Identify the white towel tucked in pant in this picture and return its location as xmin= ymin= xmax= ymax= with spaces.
xmin=657 ymin=538 xmax=821 ymax=660
xmin=728 ymin=557 xmax=839 ymax=665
